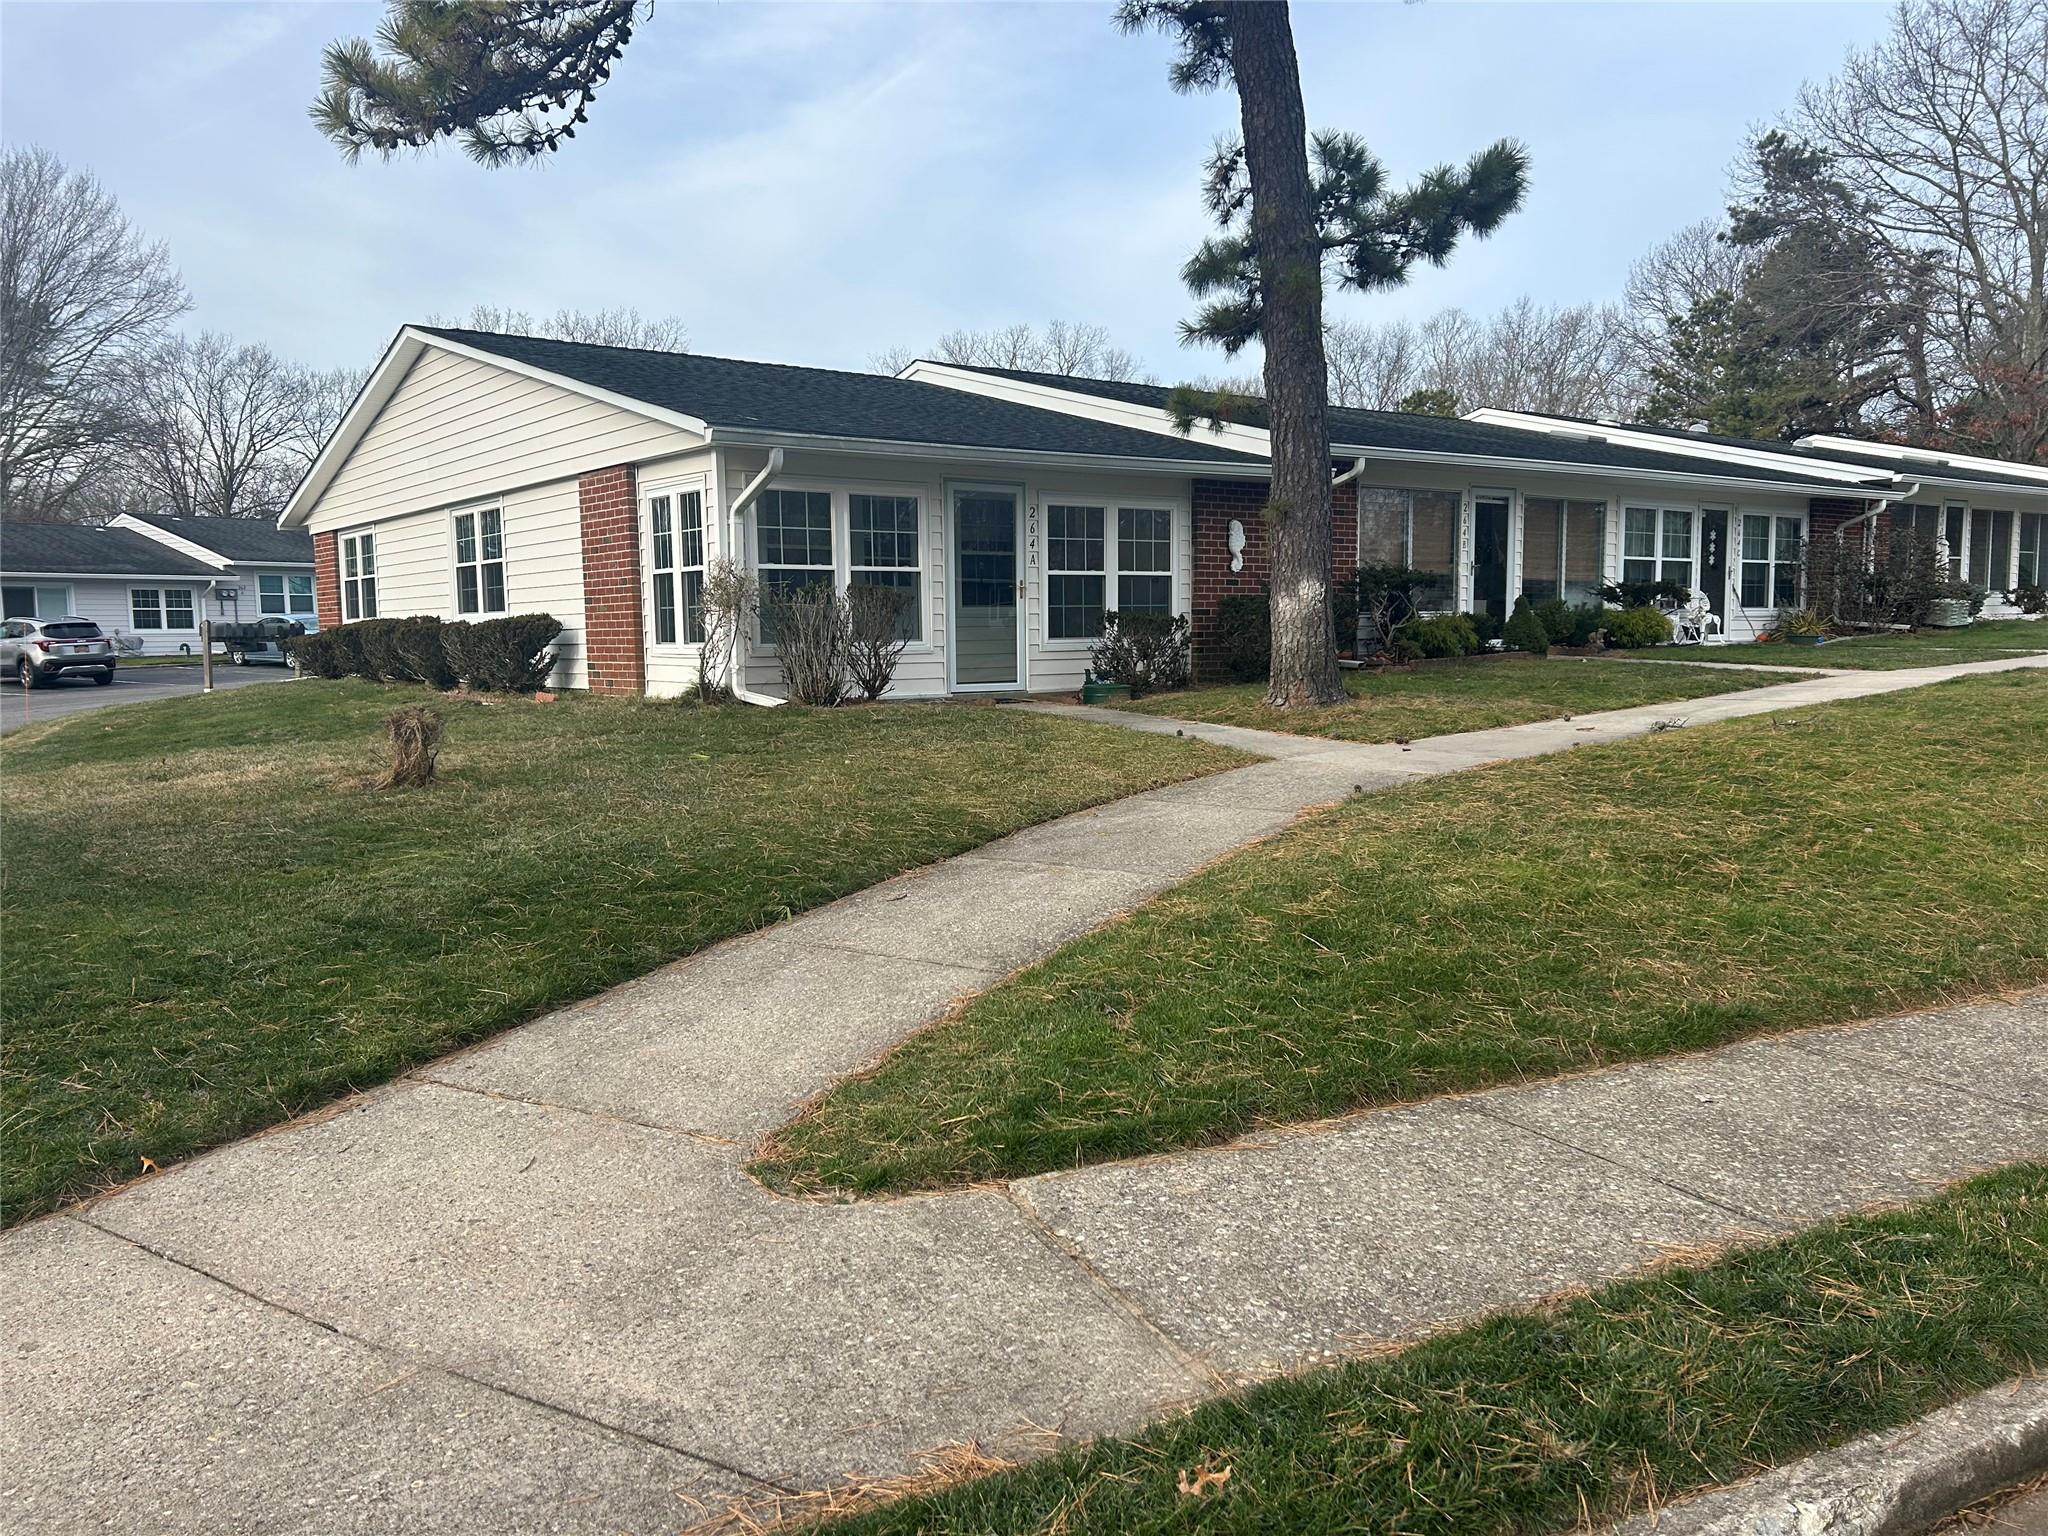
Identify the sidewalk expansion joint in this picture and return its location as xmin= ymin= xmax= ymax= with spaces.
xmin=65 ymin=1212 xmax=800 ymax=1496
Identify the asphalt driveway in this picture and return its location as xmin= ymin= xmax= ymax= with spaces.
xmin=0 ymin=662 xmax=292 ymax=735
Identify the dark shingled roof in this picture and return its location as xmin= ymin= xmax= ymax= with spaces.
xmin=123 ymin=513 xmax=313 ymax=565
xmin=1511 ymin=412 xmax=2048 ymax=495
xmin=950 ymin=366 xmax=1893 ymax=491
xmin=417 ymin=328 xmax=1269 ymax=467
xmin=1 ymin=521 xmax=219 ymax=578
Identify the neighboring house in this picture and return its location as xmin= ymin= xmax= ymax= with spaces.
xmin=0 ymin=515 xmax=317 ymax=656
xmin=112 ymin=514 xmax=320 ymax=638
xmin=278 ymin=325 xmax=2048 ymax=699
xmin=0 ymin=522 xmax=223 ymax=655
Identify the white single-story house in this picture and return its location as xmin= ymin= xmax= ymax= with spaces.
xmin=276 ymin=325 xmax=2048 ymax=697
xmin=0 ymin=514 xmax=318 ymax=656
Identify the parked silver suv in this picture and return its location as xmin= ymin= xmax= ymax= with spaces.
xmin=0 ymin=616 xmax=117 ymax=687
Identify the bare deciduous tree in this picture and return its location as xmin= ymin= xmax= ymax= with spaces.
xmin=1 ymin=147 xmax=188 ymax=519
xmin=1325 ymin=299 xmax=1638 ymax=417
xmin=120 ymin=334 xmax=330 ymax=519
xmin=1622 ymin=217 xmax=1761 ymax=389
xmin=428 ymin=303 xmax=689 ymax=351
xmin=870 ymin=320 xmax=1152 ymax=382
xmin=1784 ymin=0 xmax=2048 ymax=458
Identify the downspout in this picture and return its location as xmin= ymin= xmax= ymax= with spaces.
xmin=1331 ymin=457 xmax=1365 ymax=488
xmin=724 ymin=448 xmax=786 ymax=707
xmin=1838 ymin=480 xmax=1918 ymax=543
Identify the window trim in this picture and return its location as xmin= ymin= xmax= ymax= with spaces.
xmin=744 ymin=477 xmax=934 ymax=654
xmin=848 ymin=489 xmax=925 ymax=644
xmin=257 ymin=572 xmax=317 ymax=620
xmin=129 ymin=584 xmax=199 ymax=632
xmin=449 ymin=499 xmax=508 ymax=617
xmin=642 ymin=479 xmax=710 ymax=648
xmin=1736 ymin=510 xmax=1806 ymax=611
xmin=340 ymin=530 xmax=378 ymax=621
xmin=1037 ymin=491 xmax=1184 ymax=649
xmin=1620 ymin=503 xmax=1698 ymax=592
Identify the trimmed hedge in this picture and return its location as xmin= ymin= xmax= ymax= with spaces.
xmin=286 ymin=613 xmax=562 ymax=693
xmin=1602 ymin=604 xmax=1675 ymax=648
xmin=1389 ymin=612 xmax=1481 ymax=660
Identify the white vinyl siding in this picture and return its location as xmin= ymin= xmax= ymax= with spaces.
xmin=312 ymin=347 xmax=704 ymax=529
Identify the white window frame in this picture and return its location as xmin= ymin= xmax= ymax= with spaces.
xmin=746 ymin=478 xmax=933 ymax=653
xmin=1038 ymin=492 xmax=1183 ymax=649
xmin=642 ymin=479 xmax=710 ymax=648
xmin=1620 ymin=504 xmax=1698 ymax=592
xmin=129 ymin=585 xmax=197 ymax=632
xmin=258 ymin=572 xmax=317 ymax=620
xmin=340 ymin=530 xmax=378 ymax=621
xmin=848 ymin=489 xmax=925 ymax=644
xmin=450 ymin=501 xmax=507 ymax=617
xmin=1736 ymin=511 xmax=1805 ymax=611
xmin=2 ymin=583 xmax=73 ymax=620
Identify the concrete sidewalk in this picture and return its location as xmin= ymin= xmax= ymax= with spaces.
xmin=5 ymin=655 xmax=2043 ymax=1534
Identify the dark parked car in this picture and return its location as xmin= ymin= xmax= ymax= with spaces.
xmin=0 ymin=616 xmax=117 ymax=687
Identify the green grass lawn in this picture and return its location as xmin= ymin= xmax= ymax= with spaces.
xmin=1617 ymin=617 xmax=2048 ymax=670
xmin=756 ymin=672 xmax=2047 ymax=1197
xmin=1113 ymin=656 xmax=1793 ymax=740
xmin=0 ymin=683 xmax=1243 ymax=1221
xmin=803 ymin=1165 xmax=2048 ymax=1535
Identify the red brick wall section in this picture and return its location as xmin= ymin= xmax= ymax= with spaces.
xmin=578 ymin=464 xmax=645 ymax=695
xmin=312 ymin=531 xmax=340 ymax=630
xmin=1809 ymin=495 xmax=1876 ymax=545
xmin=1189 ymin=476 xmax=1359 ymax=679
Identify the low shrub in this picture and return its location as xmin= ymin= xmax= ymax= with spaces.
xmin=1389 ymin=612 xmax=1480 ymax=660
xmin=394 ymin=616 xmax=457 ymax=689
xmin=443 ymin=614 xmax=563 ymax=693
xmin=325 ymin=623 xmax=368 ymax=680
xmin=1530 ymin=599 xmax=1607 ymax=648
xmin=283 ymin=628 xmax=345 ymax=678
xmin=1354 ymin=565 xmax=1440 ymax=651
xmin=1599 ymin=576 xmax=1691 ymax=609
xmin=1213 ymin=593 xmax=1271 ymax=682
xmin=353 ymin=618 xmax=409 ymax=682
xmin=2015 ymin=582 xmax=2047 ymax=615
xmin=1468 ymin=608 xmax=1504 ymax=646
xmin=1603 ymin=604 xmax=1675 ymax=648
xmin=1502 ymin=595 xmax=1551 ymax=653
xmin=1090 ymin=611 xmax=1191 ymax=697
xmin=846 ymin=582 xmax=911 ymax=702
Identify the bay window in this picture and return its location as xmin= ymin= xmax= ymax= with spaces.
xmin=341 ymin=532 xmax=377 ymax=620
xmin=1046 ymin=503 xmax=1105 ymax=640
xmin=453 ymin=505 xmax=506 ymax=615
xmin=850 ymin=493 xmax=921 ymax=641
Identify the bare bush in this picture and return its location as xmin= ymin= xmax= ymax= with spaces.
xmin=696 ymin=557 xmax=754 ymax=701
xmin=767 ymin=583 xmax=848 ymax=706
xmin=378 ymin=704 xmax=443 ymax=789
xmin=846 ymin=583 xmax=911 ymax=701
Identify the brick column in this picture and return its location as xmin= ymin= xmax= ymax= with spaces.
xmin=312 ymin=531 xmax=340 ymax=629
xmin=1189 ymin=476 xmax=1359 ymax=680
xmin=578 ymin=464 xmax=645 ymax=695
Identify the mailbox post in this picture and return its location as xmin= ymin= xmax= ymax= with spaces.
xmin=200 ymin=620 xmax=214 ymax=693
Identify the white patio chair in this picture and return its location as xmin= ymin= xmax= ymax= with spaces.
xmin=1667 ymin=594 xmax=1718 ymax=645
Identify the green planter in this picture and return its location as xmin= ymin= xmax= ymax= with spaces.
xmin=1080 ymin=680 xmax=1132 ymax=705
xmin=1785 ymin=634 xmax=1827 ymax=647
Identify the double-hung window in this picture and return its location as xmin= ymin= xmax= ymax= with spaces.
xmin=1116 ymin=507 xmax=1173 ymax=615
xmin=1045 ymin=503 xmax=1106 ymax=640
xmin=649 ymin=489 xmax=707 ymax=645
xmin=259 ymin=573 xmax=317 ymax=620
xmin=1622 ymin=507 xmax=1695 ymax=590
xmin=756 ymin=488 xmax=833 ymax=643
xmin=453 ymin=505 xmax=506 ymax=615
xmin=2020 ymin=512 xmax=2045 ymax=588
xmin=1621 ymin=507 xmax=1659 ymax=585
xmin=341 ymin=532 xmax=378 ymax=620
xmin=130 ymin=587 xmax=195 ymax=630
xmin=849 ymin=493 xmax=922 ymax=641
xmin=1739 ymin=514 xmax=1802 ymax=608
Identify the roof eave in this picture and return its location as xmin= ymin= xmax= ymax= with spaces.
xmin=1331 ymin=441 xmax=1890 ymax=499
xmin=703 ymin=426 xmax=1271 ymax=477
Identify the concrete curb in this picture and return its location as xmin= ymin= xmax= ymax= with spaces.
xmin=1607 ymin=1375 xmax=2048 ymax=1535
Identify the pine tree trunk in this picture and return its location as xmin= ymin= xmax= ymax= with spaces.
xmin=1228 ymin=0 xmax=1341 ymax=707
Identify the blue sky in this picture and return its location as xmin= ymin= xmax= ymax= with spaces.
xmin=1 ymin=1 xmax=1893 ymax=377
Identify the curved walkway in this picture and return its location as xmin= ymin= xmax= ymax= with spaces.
xmin=6 ymin=655 xmax=2044 ymax=1534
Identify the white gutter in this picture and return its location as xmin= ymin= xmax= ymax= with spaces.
xmin=702 ymin=427 xmax=1269 ymax=479
xmin=1837 ymin=481 xmax=1919 ymax=542
xmin=724 ymin=448 xmax=785 ymax=708
xmin=1797 ymin=434 xmax=2048 ymax=488
xmin=1331 ymin=457 xmax=1366 ymax=488
xmin=1325 ymin=442 xmax=1884 ymax=500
